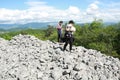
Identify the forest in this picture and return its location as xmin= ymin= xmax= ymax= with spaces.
xmin=0 ymin=19 xmax=120 ymax=59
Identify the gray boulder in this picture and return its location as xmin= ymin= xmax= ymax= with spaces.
xmin=0 ymin=34 xmax=120 ymax=80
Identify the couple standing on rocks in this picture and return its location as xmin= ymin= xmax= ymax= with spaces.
xmin=56 ymin=20 xmax=76 ymax=52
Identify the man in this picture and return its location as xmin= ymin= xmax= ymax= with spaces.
xmin=63 ymin=20 xmax=76 ymax=52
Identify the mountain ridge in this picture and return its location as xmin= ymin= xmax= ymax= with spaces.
xmin=0 ymin=22 xmax=116 ymax=30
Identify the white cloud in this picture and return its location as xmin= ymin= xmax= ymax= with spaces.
xmin=67 ymin=6 xmax=80 ymax=14
xmin=99 ymin=9 xmax=120 ymax=22
xmin=86 ymin=1 xmax=99 ymax=15
xmin=0 ymin=1 xmax=82 ymax=24
xmin=97 ymin=1 xmax=120 ymax=22
xmin=84 ymin=1 xmax=120 ymax=23
xmin=0 ymin=1 xmax=120 ymax=24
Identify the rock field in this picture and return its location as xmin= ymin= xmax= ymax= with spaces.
xmin=0 ymin=34 xmax=120 ymax=80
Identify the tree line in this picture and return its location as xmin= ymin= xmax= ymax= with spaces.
xmin=0 ymin=19 xmax=120 ymax=59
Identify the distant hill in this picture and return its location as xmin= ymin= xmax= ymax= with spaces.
xmin=103 ymin=22 xmax=117 ymax=26
xmin=0 ymin=22 xmax=57 ymax=31
xmin=0 ymin=22 xmax=116 ymax=31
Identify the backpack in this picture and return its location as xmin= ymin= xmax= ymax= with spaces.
xmin=65 ymin=31 xmax=72 ymax=38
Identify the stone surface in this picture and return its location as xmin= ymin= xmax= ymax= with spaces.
xmin=0 ymin=34 xmax=120 ymax=80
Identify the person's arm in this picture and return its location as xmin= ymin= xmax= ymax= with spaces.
xmin=73 ymin=27 xmax=76 ymax=32
xmin=57 ymin=24 xmax=62 ymax=30
xmin=70 ymin=26 xmax=76 ymax=32
xmin=65 ymin=26 xmax=70 ymax=31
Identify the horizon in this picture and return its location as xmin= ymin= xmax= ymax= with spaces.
xmin=0 ymin=0 xmax=120 ymax=24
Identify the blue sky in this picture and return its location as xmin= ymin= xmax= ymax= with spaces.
xmin=0 ymin=0 xmax=120 ymax=24
xmin=0 ymin=0 xmax=93 ymax=9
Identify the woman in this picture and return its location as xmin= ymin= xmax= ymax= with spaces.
xmin=63 ymin=20 xmax=76 ymax=52
xmin=56 ymin=21 xmax=63 ymax=42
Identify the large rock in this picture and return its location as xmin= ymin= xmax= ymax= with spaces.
xmin=0 ymin=34 xmax=120 ymax=80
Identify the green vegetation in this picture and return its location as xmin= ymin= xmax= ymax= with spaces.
xmin=0 ymin=20 xmax=120 ymax=59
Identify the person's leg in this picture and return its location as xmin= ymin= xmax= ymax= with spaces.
xmin=59 ymin=30 xmax=62 ymax=42
xmin=63 ymin=38 xmax=69 ymax=51
xmin=58 ymin=30 xmax=62 ymax=42
xmin=69 ymin=38 xmax=73 ymax=51
xmin=58 ymin=33 xmax=60 ymax=42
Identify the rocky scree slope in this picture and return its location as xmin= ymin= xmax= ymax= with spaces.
xmin=0 ymin=34 xmax=120 ymax=80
